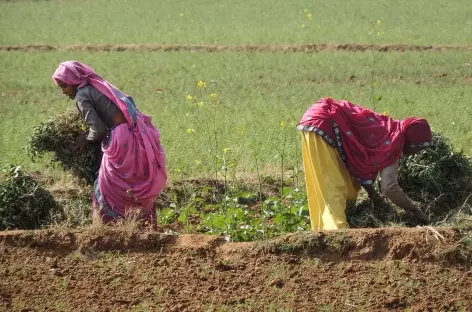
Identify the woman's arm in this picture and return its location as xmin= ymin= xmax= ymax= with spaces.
xmin=380 ymin=161 xmax=429 ymax=222
xmin=76 ymin=93 xmax=107 ymax=143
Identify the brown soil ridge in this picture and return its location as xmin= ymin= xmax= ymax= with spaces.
xmin=0 ymin=227 xmax=470 ymax=265
xmin=1 ymin=227 xmax=471 ymax=311
xmin=2 ymin=43 xmax=472 ymax=53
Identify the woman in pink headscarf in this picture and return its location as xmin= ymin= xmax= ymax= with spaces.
xmin=52 ymin=61 xmax=167 ymax=229
xmin=297 ymin=98 xmax=433 ymax=230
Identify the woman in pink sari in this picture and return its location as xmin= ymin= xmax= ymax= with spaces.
xmin=298 ymin=98 xmax=433 ymax=230
xmin=52 ymin=61 xmax=167 ymax=229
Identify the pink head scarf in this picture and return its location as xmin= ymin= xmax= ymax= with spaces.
xmin=52 ymin=61 xmax=135 ymax=125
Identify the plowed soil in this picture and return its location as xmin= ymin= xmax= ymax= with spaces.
xmin=1 ymin=44 xmax=472 ymax=53
xmin=1 ymin=227 xmax=471 ymax=312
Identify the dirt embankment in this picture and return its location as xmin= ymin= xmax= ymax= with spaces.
xmin=0 ymin=227 xmax=471 ymax=311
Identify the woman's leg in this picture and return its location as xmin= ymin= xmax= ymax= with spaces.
xmin=301 ymin=131 xmax=359 ymax=230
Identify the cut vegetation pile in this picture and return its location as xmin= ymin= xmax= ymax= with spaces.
xmin=398 ymin=133 xmax=472 ymax=218
xmin=0 ymin=165 xmax=57 ymax=230
xmin=27 ymin=110 xmax=102 ymax=186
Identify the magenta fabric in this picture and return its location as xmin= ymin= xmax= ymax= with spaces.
xmin=94 ymin=115 xmax=167 ymax=227
xmin=298 ymin=98 xmax=432 ymax=185
xmin=52 ymin=61 xmax=167 ymax=226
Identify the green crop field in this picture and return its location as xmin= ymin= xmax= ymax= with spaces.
xmin=1 ymin=0 xmax=471 ymax=45
xmin=1 ymin=0 xmax=471 ymax=179
xmin=1 ymin=50 xmax=472 ymax=177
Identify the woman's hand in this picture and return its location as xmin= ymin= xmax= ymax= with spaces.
xmin=409 ymin=204 xmax=430 ymax=224
xmin=73 ymin=133 xmax=87 ymax=152
xmin=363 ymin=185 xmax=380 ymax=202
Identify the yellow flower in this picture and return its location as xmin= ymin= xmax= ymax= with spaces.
xmin=210 ymin=92 xmax=217 ymax=100
xmin=280 ymin=121 xmax=287 ymax=128
xmin=223 ymin=147 xmax=231 ymax=154
xmin=377 ymin=31 xmax=385 ymax=37
xmin=383 ymin=111 xmax=390 ymax=116
xmin=195 ymin=160 xmax=202 ymax=166
xmin=186 ymin=95 xmax=193 ymax=101
xmin=303 ymin=8 xmax=309 ymax=13
xmin=197 ymin=101 xmax=204 ymax=108
xmin=241 ymin=127 xmax=246 ymax=135
xmin=187 ymin=128 xmax=195 ymax=134
xmin=376 ymin=19 xmax=382 ymax=25
xmin=301 ymin=24 xmax=306 ymax=28
xmin=197 ymin=80 xmax=206 ymax=88
xmin=307 ymin=13 xmax=312 ymax=20
xmin=180 ymin=13 xmax=184 ymax=17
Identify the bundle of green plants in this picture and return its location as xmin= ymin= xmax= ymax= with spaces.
xmin=27 ymin=110 xmax=102 ymax=186
xmin=0 ymin=165 xmax=57 ymax=230
xmin=398 ymin=132 xmax=472 ymax=219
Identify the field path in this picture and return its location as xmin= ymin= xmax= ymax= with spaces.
xmin=2 ymin=43 xmax=472 ymax=53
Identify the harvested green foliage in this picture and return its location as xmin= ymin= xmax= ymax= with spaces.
xmin=27 ymin=110 xmax=102 ymax=186
xmin=398 ymin=132 xmax=472 ymax=218
xmin=0 ymin=165 xmax=57 ymax=230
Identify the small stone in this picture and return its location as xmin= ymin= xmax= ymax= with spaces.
xmin=269 ymin=278 xmax=284 ymax=288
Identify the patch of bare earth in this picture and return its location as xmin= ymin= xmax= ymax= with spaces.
xmin=1 ymin=44 xmax=472 ymax=53
xmin=0 ymin=227 xmax=471 ymax=311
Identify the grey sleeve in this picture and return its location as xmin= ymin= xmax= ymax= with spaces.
xmin=76 ymin=95 xmax=107 ymax=142
xmin=380 ymin=161 xmax=418 ymax=212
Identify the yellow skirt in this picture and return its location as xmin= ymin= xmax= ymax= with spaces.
xmin=301 ymin=131 xmax=360 ymax=230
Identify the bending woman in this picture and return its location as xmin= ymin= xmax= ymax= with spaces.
xmin=297 ymin=98 xmax=432 ymax=230
xmin=52 ymin=61 xmax=167 ymax=228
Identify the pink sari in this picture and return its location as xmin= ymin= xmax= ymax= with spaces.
xmin=53 ymin=61 xmax=167 ymax=228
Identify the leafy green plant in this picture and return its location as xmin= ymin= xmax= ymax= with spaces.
xmin=0 ymin=165 xmax=57 ymax=230
xmin=27 ymin=110 xmax=102 ymax=186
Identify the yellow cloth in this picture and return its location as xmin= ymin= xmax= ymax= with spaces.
xmin=301 ymin=131 xmax=360 ymax=230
